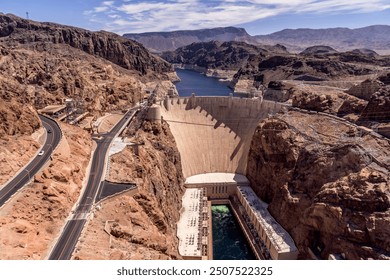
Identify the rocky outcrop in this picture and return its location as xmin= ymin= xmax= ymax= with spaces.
xmin=0 ymin=43 xmax=147 ymax=117
xmin=247 ymin=110 xmax=390 ymax=260
xmin=350 ymin=49 xmax=379 ymax=57
xmin=347 ymin=79 xmax=383 ymax=101
xmin=379 ymin=72 xmax=390 ymax=85
xmin=292 ymin=90 xmax=336 ymax=112
xmin=231 ymin=52 xmax=376 ymax=92
xmin=114 ymin=119 xmax=184 ymax=232
xmin=0 ymin=102 xmax=40 ymax=136
xmin=300 ymin=46 xmax=338 ymax=56
xmin=338 ymin=51 xmax=389 ymax=65
xmin=162 ymin=41 xmax=287 ymax=71
xmin=290 ymin=84 xmax=368 ymax=117
xmin=0 ymin=13 xmax=177 ymax=137
xmin=0 ymin=13 xmax=171 ymax=75
xmin=359 ymin=86 xmax=390 ymax=123
xmin=0 ymin=131 xmax=42 ymax=185
xmin=74 ymin=119 xmax=185 ymax=259
xmin=342 ymin=73 xmax=390 ymax=134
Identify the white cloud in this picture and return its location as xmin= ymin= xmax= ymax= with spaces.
xmin=84 ymin=1 xmax=116 ymax=15
xmin=83 ymin=0 xmax=390 ymax=34
xmin=102 ymin=1 xmax=115 ymax=6
xmin=94 ymin=6 xmax=109 ymax=13
xmin=298 ymin=0 xmax=390 ymax=13
xmin=108 ymin=14 xmax=121 ymax=19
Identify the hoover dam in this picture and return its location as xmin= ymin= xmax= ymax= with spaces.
xmin=151 ymin=95 xmax=298 ymax=260
xmin=159 ymin=95 xmax=284 ymax=178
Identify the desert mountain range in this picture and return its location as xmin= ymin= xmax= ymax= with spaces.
xmin=124 ymin=25 xmax=390 ymax=54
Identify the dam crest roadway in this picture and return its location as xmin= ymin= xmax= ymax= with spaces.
xmin=153 ymin=95 xmax=298 ymax=260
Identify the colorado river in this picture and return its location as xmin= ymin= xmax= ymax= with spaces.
xmin=212 ymin=205 xmax=255 ymax=260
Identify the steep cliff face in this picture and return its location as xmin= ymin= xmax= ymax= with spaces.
xmin=0 ymin=13 xmax=171 ymax=75
xmin=74 ymin=119 xmax=185 ymax=259
xmin=0 ymin=13 xmax=175 ymax=136
xmin=247 ymin=110 xmax=390 ymax=260
xmin=113 ymin=119 xmax=184 ymax=228
xmin=0 ymin=44 xmax=146 ymax=115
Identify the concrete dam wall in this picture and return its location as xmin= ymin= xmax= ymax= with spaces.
xmin=159 ymin=96 xmax=284 ymax=178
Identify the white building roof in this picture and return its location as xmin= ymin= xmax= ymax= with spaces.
xmin=177 ymin=188 xmax=203 ymax=257
xmin=185 ymin=173 xmax=249 ymax=185
xmin=237 ymin=186 xmax=297 ymax=254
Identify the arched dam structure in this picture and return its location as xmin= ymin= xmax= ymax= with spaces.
xmin=159 ymin=95 xmax=284 ymax=178
xmin=154 ymin=95 xmax=298 ymax=260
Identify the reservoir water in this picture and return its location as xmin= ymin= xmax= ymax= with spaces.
xmin=175 ymin=68 xmax=233 ymax=97
xmin=175 ymin=68 xmax=253 ymax=259
xmin=212 ymin=205 xmax=255 ymax=260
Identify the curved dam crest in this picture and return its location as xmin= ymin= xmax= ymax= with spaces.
xmin=159 ymin=96 xmax=284 ymax=178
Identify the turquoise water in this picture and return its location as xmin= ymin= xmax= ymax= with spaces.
xmin=212 ymin=205 xmax=256 ymax=260
xmin=175 ymin=68 xmax=233 ymax=97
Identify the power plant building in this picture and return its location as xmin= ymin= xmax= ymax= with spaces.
xmin=236 ymin=186 xmax=299 ymax=260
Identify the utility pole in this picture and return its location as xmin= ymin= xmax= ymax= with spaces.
xmin=24 ymin=11 xmax=30 ymax=105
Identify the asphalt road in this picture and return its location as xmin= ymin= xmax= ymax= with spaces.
xmin=0 ymin=115 xmax=62 ymax=207
xmin=96 ymin=181 xmax=136 ymax=202
xmin=48 ymin=109 xmax=137 ymax=260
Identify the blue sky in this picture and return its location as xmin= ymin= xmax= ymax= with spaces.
xmin=1 ymin=0 xmax=390 ymax=35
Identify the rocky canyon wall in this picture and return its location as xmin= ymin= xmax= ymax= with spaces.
xmin=73 ymin=119 xmax=185 ymax=260
xmin=247 ymin=110 xmax=390 ymax=260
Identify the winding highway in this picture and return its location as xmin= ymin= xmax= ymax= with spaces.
xmin=48 ymin=109 xmax=137 ymax=260
xmin=0 ymin=115 xmax=62 ymax=207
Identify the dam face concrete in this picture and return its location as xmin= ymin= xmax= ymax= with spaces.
xmin=160 ymin=96 xmax=283 ymax=178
